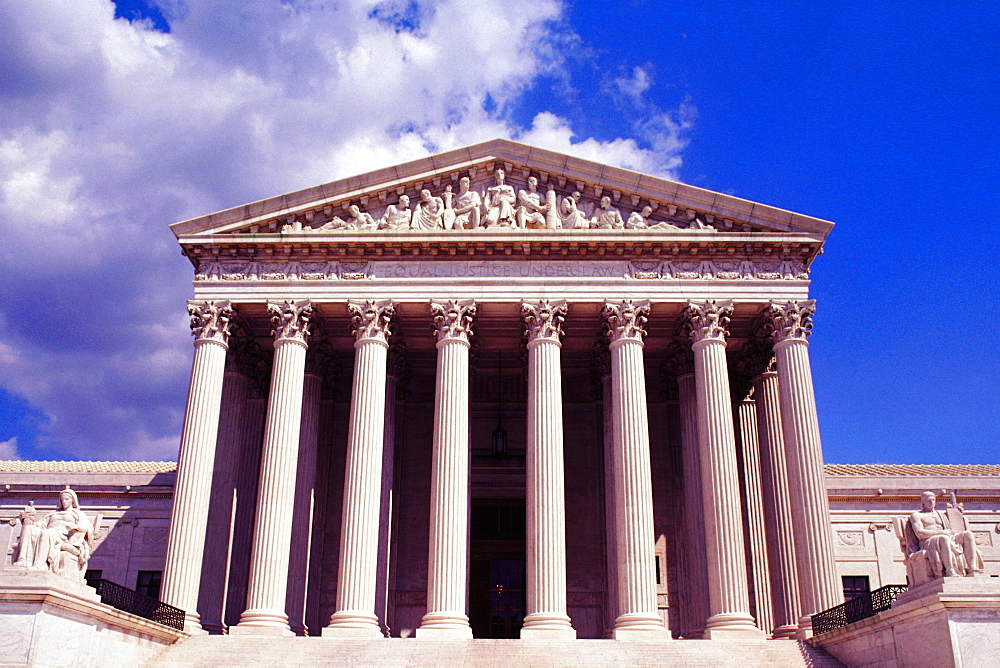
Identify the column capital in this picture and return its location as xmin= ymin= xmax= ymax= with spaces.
xmin=683 ymin=299 xmax=733 ymax=346
xmin=188 ymin=300 xmax=235 ymax=347
xmin=431 ymin=299 xmax=477 ymax=345
xmin=601 ymin=299 xmax=650 ymax=346
xmin=766 ymin=300 xmax=815 ymax=345
xmin=521 ymin=299 xmax=567 ymax=347
xmin=662 ymin=339 xmax=695 ymax=378
xmin=349 ymin=299 xmax=395 ymax=346
xmin=268 ymin=299 xmax=315 ymax=347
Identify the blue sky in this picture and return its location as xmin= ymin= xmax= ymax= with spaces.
xmin=0 ymin=1 xmax=997 ymax=464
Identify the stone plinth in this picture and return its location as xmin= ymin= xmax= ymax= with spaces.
xmin=813 ymin=578 xmax=1000 ymax=668
xmin=0 ymin=569 xmax=186 ymax=667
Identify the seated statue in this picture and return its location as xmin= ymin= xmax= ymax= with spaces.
xmin=450 ymin=177 xmax=481 ymax=230
xmin=14 ymin=487 xmax=99 ymax=584
xmin=516 ymin=176 xmax=549 ymax=229
xmin=381 ymin=195 xmax=412 ymax=230
xmin=412 ymin=189 xmax=445 ymax=231
xmin=895 ymin=490 xmax=983 ymax=587
xmin=590 ymin=196 xmax=625 ymax=230
xmin=483 ymin=168 xmax=517 ymax=227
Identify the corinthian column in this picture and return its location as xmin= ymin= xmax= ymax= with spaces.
xmin=234 ymin=300 xmax=314 ymax=636
xmin=601 ymin=300 xmax=669 ymax=640
xmin=752 ymin=361 xmax=801 ymax=639
xmin=767 ymin=301 xmax=841 ymax=637
xmin=520 ymin=300 xmax=576 ymax=639
xmin=162 ymin=300 xmax=235 ymax=632
xmin=683 ymin=300 xmax=762 ymax=639
xmin=417 ymin=299 xmax=476 ymax=639
xmin=325 ymin=299 xmax=395 ymax=637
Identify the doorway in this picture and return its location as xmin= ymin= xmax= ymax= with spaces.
xmin=469 ymin=499 xmax=526 ymax=638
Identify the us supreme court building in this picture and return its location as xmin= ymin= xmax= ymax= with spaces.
xmin=13 ymin=140 xmax=995 ymax=645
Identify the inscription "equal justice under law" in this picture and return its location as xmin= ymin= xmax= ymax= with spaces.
xmin=374 ymin=261 xmax=630 ymax=279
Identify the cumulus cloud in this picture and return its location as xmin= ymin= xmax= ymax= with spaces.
xmin=0 ymin=0 xmax=692 ymax=460
xmin=0 ymin=437 xmax=22 ymax=461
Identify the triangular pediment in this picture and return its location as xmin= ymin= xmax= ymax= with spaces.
xmin=170 ymin=139 xmax=833 ymax=239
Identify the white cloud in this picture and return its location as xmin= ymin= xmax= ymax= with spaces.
xmin=0 ymin=0 xmax=691 ymax=460
xmin=0 ymin=437 xmax=21 ymax=461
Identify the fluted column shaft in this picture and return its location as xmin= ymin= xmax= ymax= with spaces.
xmin=521 ymin=300 xmax=575 ymax=638
xmin=685 ymin=300 xmax=763 ymax=639
xmin=768 ymin=300 xmax=841 ymax=637
xmin=736 ymin=397 xmax=774 ymax=636
xmin=286 ymin=370 xmax=321 ymax=635
xmin=375 ymin=371 xmax=399 ymax=635
xmin=602 ymin=300 xmax=669 ymax=640
xmin=677 ymin=372 xmax=710 ymax=637
xmin=235 ymin=300 xmax=314 ymax=636
xmin=418 ymin=299 xmax=476 ymax=638
xmin=753 ymin=369 xmax=801 ymax=638
xmin=325 ymin=299 xmax=394 ymax=637
xmin=162 ymin=300 xmax=234 ymax=632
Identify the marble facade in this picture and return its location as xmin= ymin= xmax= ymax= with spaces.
xmin=3 ymin=142 xmax=998 ymax=646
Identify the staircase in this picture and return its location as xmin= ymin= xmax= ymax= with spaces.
xmin=148 ymin=636 xmax=844 ymax=667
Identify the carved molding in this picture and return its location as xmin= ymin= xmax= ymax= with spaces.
xmin=767 ymin=299 xmax=816 ymax=344
xmin=601 ymin=299 xmax=650 ymax=345
xmin=267 ymin=299 xmax=315 ymax=345
xmin=683 ymin=299 xmax=733 ymax=345
xmin=348 ymin=299 xmax=395 ymax=344
xmin=736 ymin=337 xmax=775 ymax=382
xmin=521 ymin=299 xmax=567 ymax=345
xmin=431 ymin=299 xmax=477 ymax=344
xmin=188 ymin=300 xmax=235 ymax=346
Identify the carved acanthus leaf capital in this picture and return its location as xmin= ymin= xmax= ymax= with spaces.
xmin=683 ymin=299 xmax=733 ymax=345
xmin=431 ymin=299 xmax=477 ymax=344
xmin=661 ymin=339 xmax=695 ymax=379
xmin=601 ymin=299 xmax=650 ymax=345
xmin=521 ymin=299 xmax=567 ymax=345
xmin=348 ymin=299 xmax=395 ymax=344
xmin=268 ymin=299 xmax=315 ymax=345
xmin=736 ymin=337 xmax=776 ymax=381
xmin=188 ymin=300 xmax=235 ymax=346
xmin=767 ymin=300 xmax=816 ymax=344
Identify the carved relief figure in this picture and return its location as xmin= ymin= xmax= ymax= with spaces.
xmin=625 ymin=205 xmax=653 ymax=230
xmin=14 ymin=487 xmax=97 ymax=583
xmin=895 ymin=491 xmax=984 ymax=587
xmin=560 ymin=192 xmax=588 ymax=229
xmin=451 ymin=176 xmax=482 ymax=230
xmin=484 ymin=168 xmax=517 ymax=227
xmin=517 ymin=176 xmax=550 ymax=229
xmin=412 ymin=189 xmax=445 ymax=230
xmin=345 ymin=204 xmax=378 ymax=230
xmin=382 ymin=194 xmax=412 ymax=230
xmin=591 ymin=195 xmax=625 ymax=230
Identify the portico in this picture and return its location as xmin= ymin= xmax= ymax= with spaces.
xmin=162 ymin=140 xmax=842 ymax=640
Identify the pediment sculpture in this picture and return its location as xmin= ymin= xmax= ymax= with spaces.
xmin=12 ymin=486 xmax=102 ymax=585
xmin=279 ymin=166 xmax=721 ymax=235
xmin=893 ymin=490 xmax=984 ymax=587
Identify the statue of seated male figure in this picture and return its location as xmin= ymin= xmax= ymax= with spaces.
xmin=897 ymin=490 xmax=983 ymax=586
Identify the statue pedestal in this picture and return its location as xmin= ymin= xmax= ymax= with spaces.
xmin=0 ymin=568 xmax=186 ymax=667
xmin=813 ymin=578 xmax=1000 ymax=668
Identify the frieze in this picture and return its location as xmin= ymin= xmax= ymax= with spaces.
xmin=194 ymin=259 xmax=809 ymax=282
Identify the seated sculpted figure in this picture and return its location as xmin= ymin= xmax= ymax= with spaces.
xmin=14 ymin=487 xmax=97 ymax=583
xmin=560 ymin=192 xmax=588 ymax=229
xmin=897 ymin=491 xmax=983 ymax=586
xmin=591 ymin=195 xmax=625 ymax=230
xmin=381 ymin=195 xmax=412 ymax=230
xmin=516 ymin=176 xmax=549 ymax=229
xmin=450 ymin=177 xmax=481 ymax=229
xmin=484 ymin=168 xmax=517 ymax=227
xmin=412 ymin=189 xmax=445 ymax=230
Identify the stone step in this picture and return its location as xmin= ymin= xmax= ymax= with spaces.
xmin=147 ymin=637 xmax=845 ymax=667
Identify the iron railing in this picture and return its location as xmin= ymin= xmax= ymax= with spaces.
xmin=90 ymin=578 xmax=185 ymax=631
xmin=812 ymin=584 xmax=908 ymax=635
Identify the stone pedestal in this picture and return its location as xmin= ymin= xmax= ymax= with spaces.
xmin=814 ymin=578 xmax=1000 ymax=668
xmin=417 ymin=299 xmax=476 ymax=639
xmin=326 ymin=299 xmax=394 ymax=638
xmin=0 ymin=569 xmax=186 ymax=667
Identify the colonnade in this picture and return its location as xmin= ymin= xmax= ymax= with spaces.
xmin=161 ymin=297 xmax=841 ymax=639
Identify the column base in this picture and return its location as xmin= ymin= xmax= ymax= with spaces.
xmin=416 ymin=612 xmax=473 ymax=639
xmin=794 ymin=614 xmax=814 ymax=640
xmin=612 ymin=612 xmax=670 ymax=640
xmin=521 ymin=614 xmax=576 ymax=639
xmin=323 ymin=610 xmax=383 ymax=638
xmin=770 ymin=623 xmax=798 ymax=639
xmin=182 ymin=611 xmax=208 ymax=635
xmin=231 ymin=609 xmax=293 ymax=636
xmin=703 ymin=612 xmax=766 ymax=639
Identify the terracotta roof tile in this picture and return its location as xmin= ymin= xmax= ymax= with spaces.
xmin=0 ymin=461 xmax=177 ymax=473
xmin=824 ymin=464 xmax=1000 ymax=477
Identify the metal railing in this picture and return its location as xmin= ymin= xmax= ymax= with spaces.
xmin=812 ymin=584 xmax=908 ymax=635
xmin=90 ymin=579 xmax=185 ymax=631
